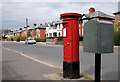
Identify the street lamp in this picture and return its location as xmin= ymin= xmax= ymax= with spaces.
xmin=25 ymin=27 xmax=28 ymax=39
xmin=25 ymin=18 xmax=28 ymax=39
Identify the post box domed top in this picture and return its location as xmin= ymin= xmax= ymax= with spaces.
xmin=60 ymin=13 xmax=82 ymax=18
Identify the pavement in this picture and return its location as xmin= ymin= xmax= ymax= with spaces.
xmin=2 ymin=48 xmax=62 ymax=80
xmin=2 ymin=41 xmax=119 ymax=80
xmin=2 ymin=45 xmax=91 ymax=80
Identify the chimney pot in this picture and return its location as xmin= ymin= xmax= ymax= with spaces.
xmin=40 ymin=24 xmax=42 ymax=26
xmin=89 ymin=8 xmax=95 ymax=14
xmin=45 ymin=23 xmax=47 ymax=25
xmin=33 ymin=24 xmax=37 ymax=26
xmin=27 ymin=25 xmax=29 ymax=27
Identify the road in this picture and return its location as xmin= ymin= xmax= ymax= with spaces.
xmin=2 ymin=41 xmax=119 ymax=80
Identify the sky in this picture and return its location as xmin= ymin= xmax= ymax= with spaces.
xmin=2 ymin=1 xmax=118 ymax=31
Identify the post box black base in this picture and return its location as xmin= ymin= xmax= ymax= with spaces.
xmin=63 ymin=61 xmax=80 ymax=79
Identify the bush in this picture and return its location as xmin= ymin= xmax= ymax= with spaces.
xmin=13 ymin=37 xmax=16 ymax=41
xmin=57 ymin=36 xmax=63 ymax=42
xmin=34 ymin=38 xmax=46 ymax=42
xmin=5 ymin=37 xmax=9 ymax=41
xmin=2 ymin=38 xmax=5 ymax=41
xmin=16 ymin=36 xmax=20 ymax=42
xmin=20 ymin=36 xmax=26 ymax=41
xmin=27 ymin=31 xmax=32 ymax=37
xmin=11 ymin=37 xmax=13 ymax=41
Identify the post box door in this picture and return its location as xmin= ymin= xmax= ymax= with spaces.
xmin=63 ymin=22 xmax=73 ymax=61
xmin=64 ymin=38 xmax=73 ymax=61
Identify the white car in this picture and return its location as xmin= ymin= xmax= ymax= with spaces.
xmin=25 ymin=38 xmax=36 ymax=44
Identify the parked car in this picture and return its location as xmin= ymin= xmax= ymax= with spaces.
xmin=25 ymin=38 xmax=36 ymax=44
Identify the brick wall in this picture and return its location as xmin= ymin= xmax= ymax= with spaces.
xmin=96 ymin=18 xmax=114 ymax=23
xmin=32 ymin=29 xmax=36 ymax=38
xmin=114 ymin=14 xmax=119 ymax=24
xmin=40 ymin=28 xmax=46 ymax=38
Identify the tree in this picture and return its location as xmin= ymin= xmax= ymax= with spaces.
xmin=27 ymin=31 xmax=32 ymax=38
xmin=114 ymin=22 xmax=120 ymax=45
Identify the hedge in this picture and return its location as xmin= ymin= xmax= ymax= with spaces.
xmin=34 ymin=38 xmax=46 ymax=42
xmin=20 ymin=36 xmax=26 ymax=41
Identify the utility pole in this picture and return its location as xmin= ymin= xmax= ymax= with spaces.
xmin=26 ymin=18 xmax=28 ymax=38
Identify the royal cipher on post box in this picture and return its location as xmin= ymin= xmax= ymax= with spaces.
xmin=83 ymin=20 xmax=114 ymax=53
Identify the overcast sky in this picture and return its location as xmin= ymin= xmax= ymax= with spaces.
xmin=2 ymin=2 xmax=118 ymax=31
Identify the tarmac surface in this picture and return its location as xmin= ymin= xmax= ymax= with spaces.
xmin=2 ymin=48 xmax=62 ymax=80
xmin=2 ymin=41 xmax=119 ymax=80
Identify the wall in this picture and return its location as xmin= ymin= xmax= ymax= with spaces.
xmin=40 ymin=28 xmax=46 ymax=38
xmin=32 ymin=29 xmax=36 ymax=38
xmin=114 ymin=14 xmax=119 ymax=24
xmin=97 ymin=18 xmax=114 ymax=23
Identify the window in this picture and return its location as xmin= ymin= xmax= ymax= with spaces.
xmin=37 ymin=34 xmax=40 ymax=37
xmin=53 ymin=32 xmax=57 ymax=37
xmin=59 ymin=32 xmax=61 ymax=36
xmin=49 ymin=33 xmax=52 ymax=37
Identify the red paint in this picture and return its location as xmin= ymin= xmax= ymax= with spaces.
xmin=61 ymin=13 xmax=82 ymax=62
xmin=89 ymin=8 xmax=95 ymax=14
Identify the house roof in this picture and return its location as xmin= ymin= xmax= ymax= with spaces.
xmin=37 ymin=25 xmax=46 ymax=29
xmin=113 ymin=11 xmax=120 ymax=15
xmin=48 ymin=20 xmax=63 ymax=25
xmin=27 ymin=27 xmax=33 ymax=30
xmin=52 ymin=20 xmax=62 ymax=24
xmin=31 ymin=26 xmax=37 ymax=30
xmin=84 ymin=11 xmax=115 ymax=20
xmin=7 ymin=32 xmax=13 ymax=35
xmin=16 ymin=30 xmax=22 ymax=33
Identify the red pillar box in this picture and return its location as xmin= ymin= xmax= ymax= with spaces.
xmin=60 ymin=13 xmax=82 ymax=79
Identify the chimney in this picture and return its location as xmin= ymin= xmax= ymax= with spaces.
xmin=27 ymin=25 xmax=29 ymax=27
xmin=19 ymin=28 xmax=22 ymax=30
xmin=45 ymin=23 xmax=47 ymax=25
xmin=26 ymin=18 xmax=28 ymax=27
xmin=33 ymin=24 xmax=37 ymax=26
xmin=89 ymin=8 xmax=95 ymax=14
xmin=40 ymin=24 xmax=42 ymax=26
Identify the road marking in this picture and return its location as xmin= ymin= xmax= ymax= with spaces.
xmin=2 ymin=47 xmax=62 ymax=69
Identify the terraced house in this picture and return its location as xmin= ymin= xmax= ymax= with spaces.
xmin=80 ymin=8 xmax=115 ymax=36
xmin=46 ymin=20 xmax=63 ymax=37
xmin=7 ymin=8 xmax=115 ymax=39
xmin=14 ymin=23 xmax=46 ymax=38
xmin=113 ymin=11 xmax=120 ymax=24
